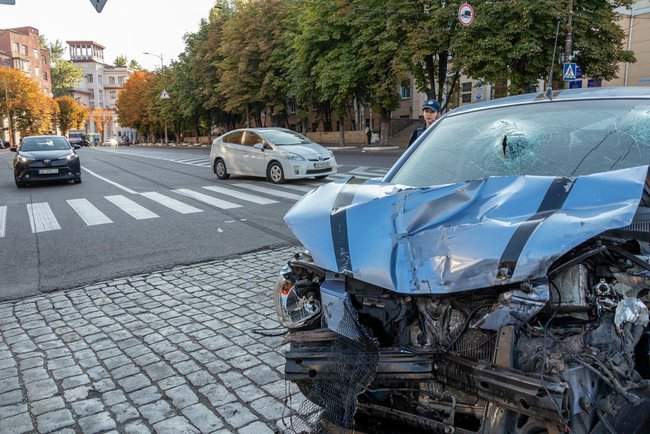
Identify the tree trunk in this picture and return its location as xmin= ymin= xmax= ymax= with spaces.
xmin=437 ymin=51 xmax=448 ymax=104
xmin=8 ymin=112 xmax=16 ymax=147
xmin=425 ymin=54 xmax=436 ymax=100
xmin=379 ymin=109 xmax=391 ymax=146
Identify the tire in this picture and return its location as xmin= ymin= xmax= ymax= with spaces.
xmin=15 ymin=179 xmax=25 ymax=188
xmin=315 ymin=175 xmax=329 ymax=180
xmin=267 ymin=161 xmax=285 ymax=184
xmin=74 ymin=178 xmax=82 ymax=184
xmin=214 ymin=158 xmax=230 ymax=180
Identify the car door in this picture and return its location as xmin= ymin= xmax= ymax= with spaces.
xmin=242 ymin=131 xmax=269 ymax=176
xmin=221 ymin=131 xmax=245 ymax=174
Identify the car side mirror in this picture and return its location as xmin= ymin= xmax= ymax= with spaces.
xmin=253 ymin=143 xmax=265 ymax=151
xmin=10 ymin=148 xmax=17 ymax=152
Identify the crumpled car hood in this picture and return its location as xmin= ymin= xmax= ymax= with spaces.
xmin=284 ymin=165 xmax=649 ymax=295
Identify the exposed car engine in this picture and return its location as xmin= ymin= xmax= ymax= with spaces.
xmin=278 ymin=233 xmax=650 ymax=433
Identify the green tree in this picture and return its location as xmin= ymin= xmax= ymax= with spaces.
xmin=41 ymin=37 xmax=83 ymax=97
xmin=128 ymin=59 xmax=143 ymax=71
xmin=114 ymin=55 xmax=128 ymax=67
xmin=452 ymin=0 xmax=635 ymax=94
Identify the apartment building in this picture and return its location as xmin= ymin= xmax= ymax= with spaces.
xmin=0 ymin=26 xmax=52 ymax=96
xmin=67 ymin=40 xmax=135 ymax=141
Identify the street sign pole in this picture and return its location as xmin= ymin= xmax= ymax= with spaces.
xmin=160 ymin=90 xmax=171 ymax=145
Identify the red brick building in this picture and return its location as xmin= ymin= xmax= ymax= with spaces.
xmin=0 ymin=26 xmax=52 ymax=96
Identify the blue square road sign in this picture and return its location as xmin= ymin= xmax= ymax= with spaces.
xmin=563 ymin=63 xmax=577 ymax=81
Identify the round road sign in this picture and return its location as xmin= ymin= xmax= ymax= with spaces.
xmin=458 ymin=2 xmax=475 ymax=27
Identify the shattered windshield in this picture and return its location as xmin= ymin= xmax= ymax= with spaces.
xmin=391 ymin=99 xmax=650 ymax=187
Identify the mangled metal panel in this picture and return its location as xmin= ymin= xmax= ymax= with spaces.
xmin=285 ymin=166 xmax=648 ymax=295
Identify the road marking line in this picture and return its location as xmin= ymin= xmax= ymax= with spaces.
xmin=177 ymin=158 xmax=209 ymax=164
xmin=140 ymin=192 xmax=203 ymax=214
xmin=105 ymin=195 xmax=159 ymax=220
xmin=67 ymin=199 xmax=113 ymax=226
xmin=0 ymin=206 xmax=6 ymax=238
xmin=232 ymin=183 xmax=303 ymax=201
xmin=82 ymin=167 xmax=138 ymax=194
xmin=348 ymin=166 xmax=387 ymax=178
xmin=173 ymin=189 xmax=242 ymax=210
xmin=202 ymin=186 xmax=279 ymax=205
xmin=273 ymin=184 xmax=314 ymax=192
xmin=26 ymin=203 xmax=61 ymax=233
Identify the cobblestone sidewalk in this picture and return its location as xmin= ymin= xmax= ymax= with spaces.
xmin=0 ymin=246 xmax=308 ymax=434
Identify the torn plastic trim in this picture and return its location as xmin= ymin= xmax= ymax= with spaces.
xmin=474 ymin=280 xmax=550 ymax=331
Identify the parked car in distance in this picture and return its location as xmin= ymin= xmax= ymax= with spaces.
xmin=118 ymin=136 xmax=131 ymax=146
xmin=67 ymin=131 xmax=88 ymax=147
xmin=13 ymin=135 xmax=81 ymax=187
xmin=102 ymin=138 xmax=118 ymax=147
xmin=210 ymin=128 xmax=337 ymax=184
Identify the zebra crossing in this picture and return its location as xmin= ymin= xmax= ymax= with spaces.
xmin=0 ymin=177 xmax=377 ymax=237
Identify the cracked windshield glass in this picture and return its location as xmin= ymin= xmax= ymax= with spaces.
xmin=2 ymin=1 xmax=650 ymax=434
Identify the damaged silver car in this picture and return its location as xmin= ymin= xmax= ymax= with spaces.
xmin=275 ymin=88 xmax=650 ymax=433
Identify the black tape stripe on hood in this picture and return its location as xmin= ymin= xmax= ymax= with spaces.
xmin=497 ymin=177 xmax=575 ymax=279
xmin=331 ymin=177 xmax=368 ymax=274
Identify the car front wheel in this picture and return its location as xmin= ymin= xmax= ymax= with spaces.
xmin=15 ymin=179 xmax=25 ymax=188
xmin=267 ymin=162 xmax=285 ymax=184
xmin=214 ymin=158 xmax=230 ymax=180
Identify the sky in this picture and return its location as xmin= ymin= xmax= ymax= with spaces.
xmin=0 ymin=0 xmax=217 ymax=69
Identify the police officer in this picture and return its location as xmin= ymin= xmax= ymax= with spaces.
xmin=408 ymin=99 xmax=440 ymax=146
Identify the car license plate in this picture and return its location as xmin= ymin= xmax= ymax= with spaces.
xmin=39 ymin=169 xmax=59 ymax=175
xmin=314 ymin=162 xmax=329 ymax=169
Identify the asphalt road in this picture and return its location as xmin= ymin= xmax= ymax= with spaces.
xmin=0 ymin=146 xmax=402 ymax=301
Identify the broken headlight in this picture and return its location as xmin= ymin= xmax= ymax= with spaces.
xmin=274 ymin=264 xmax=322 ymax=329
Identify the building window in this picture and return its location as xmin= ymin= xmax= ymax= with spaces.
xmin=12 ymin=42 xmax=19 ymax=54
xmin=461 ymin=93 xmax=472 ymax=103
xmin=43 ymin=71 xmax=48 ymax=81
xmin=87 ymin=74 xmax=94 ymax=83
xmin=461 ymin=82 xmax=472 ymax=93
xmin=21 ymin=45 xmax=28 ymax=56
xmin=98 ymin=75 xmax=103 ymax=85
xmin=287 ymin=98 xmax=296 ymax=114
xmin=400 ymin=80 xmax=411 ymax=99
xmin=461 ymin=82 xmax=472 ymax=105
xmin=118 ymin=77 xmax=124 ymax=85
xmin=33 ymin=49 xmax=39 ymax=59
xmin=110 ymin=90 xmax=116 ymax=99
xmin=35 ymin=67 xmax=40 ymax=78
xmin=109 ymin=76 xmax=115 ymax=85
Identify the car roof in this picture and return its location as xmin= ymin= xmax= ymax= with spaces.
xmin=23 ymin=135 xmax=66 ymax=140
xmin=448 ymin=86 xmax=650 ymax=117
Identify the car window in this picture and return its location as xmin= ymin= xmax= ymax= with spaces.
xmin=390 ymin=99 xmax=650 ymax=187
xmin=20 ymin=137 xmax=71 ymax=152
xmin=223 ymin=131 xmax=243 ymax=145
xmin=261 ymin=130 xmax=312 ymax=146
xmin=242 ymin=132 xmax=263 ymax=146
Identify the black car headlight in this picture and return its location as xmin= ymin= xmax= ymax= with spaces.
xmin=63 ymin=154 xmax=78 ymax=161
xmin=274 ymin=264 xmax=321 ymax=329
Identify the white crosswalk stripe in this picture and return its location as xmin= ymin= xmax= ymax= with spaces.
xmin=26 ymin=203 xmax=61 ymax=233
xmin=174 ymin=189 xmax=242 ymax=210
xmin=202 ymin=186 xmax=278 ymax=205
xmin=140 ymin=192 xmax=203 ymax=214
xmin=232 ymin=183 xmax=304 ymax=201
xmin=273 ymin=184 xmax=315 ymax=192
xmin=67 ymin=199 xmax=113 ymax=226
xmin=105 ymin=195 xmax=159 ymax=220
xmin=0 ymin=206 xmax=6 ymax=238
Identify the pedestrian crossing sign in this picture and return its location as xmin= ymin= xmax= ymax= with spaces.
xmin=563 ymin=63 xmax=577 ymax=81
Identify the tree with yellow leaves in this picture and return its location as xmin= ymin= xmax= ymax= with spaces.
xmin=89 ymin=108 xmax=114 ymax=142
xmin=0 ymin=66 xmax=55 ymax=145
xmin=56 ymin=96 xmax=88 ymax=135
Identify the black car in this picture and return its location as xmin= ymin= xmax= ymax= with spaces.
xmin=67 ymin=131 xmax=88 ymax=147
xmin=13 ymin=136 xmax=82 ymax=187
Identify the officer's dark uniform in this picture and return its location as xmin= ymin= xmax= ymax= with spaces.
xmin=408 ymin=99 xmax=440 ymax=147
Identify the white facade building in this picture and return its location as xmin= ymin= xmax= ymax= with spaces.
xmin=67 ymin=41 xmax=136 ymax=142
